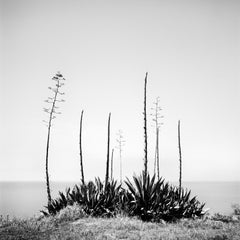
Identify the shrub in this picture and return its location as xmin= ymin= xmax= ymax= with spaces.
xmin=211 ymin=213 xmax=234 ymax=223
xmin=232 ymin=203 xmax=240 ymax=216
xmin=56 ymin=204 xmax=86 ymax=222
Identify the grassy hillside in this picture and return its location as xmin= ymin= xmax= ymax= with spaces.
xmin=1 ymin=205 xmax=240 ymax=240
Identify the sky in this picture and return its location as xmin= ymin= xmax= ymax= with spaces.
xmin=0 ymin=0 xmax=239 ymax=182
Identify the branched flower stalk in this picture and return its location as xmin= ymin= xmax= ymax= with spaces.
xmin=150 ymin=97 xmax=164 ymax=180
xmin=116 ymin=130 xmax=125 ymax=183
xmin=43 ymin=72 xmax=65 ymax=205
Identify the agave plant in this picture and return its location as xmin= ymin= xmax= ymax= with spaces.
xmin=125 ymin=171 xmax=164 ymax=221
xmin=42 ymin=178 xmax=124 ymax=217
xmin=41 ymin=187 xmax=72 ymax=216
xmin=41 ymin=173 xmax=205 ymax=221
xmin=125 ymin=172 xmax=205 ymax=222
xmin=177 ymin=188 xmax=205 ymax=218
xmin=85 ymin=178 xmax=122 ymax=217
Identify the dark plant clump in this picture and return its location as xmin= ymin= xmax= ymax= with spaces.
xmin=41 ymin=178 xmax=123 ymax=217
xmin=125 ymin=172 xmax=205 ymax=222
xmin=41 ymin=173 xmax=205 ymax=222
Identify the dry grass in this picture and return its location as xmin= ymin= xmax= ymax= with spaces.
xmin=50 ymin=217 xmax=240 ymax=240
xmin=1 ymin=205 xmax=240 ymax=240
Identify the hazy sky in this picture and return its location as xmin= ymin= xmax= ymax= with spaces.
xmin=0 ymin=0 xmax=239 ymax=182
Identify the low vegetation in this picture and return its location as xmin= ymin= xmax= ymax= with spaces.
xmin=41 ymin=172 xmax=205 ymax=223
xmin=1 ymin=205 xmax=240 ymax=240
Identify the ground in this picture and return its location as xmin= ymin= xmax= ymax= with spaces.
xmin=1 ymin=212 xmax=240 ymax=240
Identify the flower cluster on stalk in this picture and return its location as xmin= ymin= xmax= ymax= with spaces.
xmin=43 ymin=72 xmax=66 ymax=127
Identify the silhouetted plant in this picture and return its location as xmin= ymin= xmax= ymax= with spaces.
xmin=42 ymin=173 xmax=205 ymax=221
xmin=125 ymin=172 xmax=205 ymax=222
xmin=79 ymin=110 xmax=85 ymax=185
xmin=42 ymin=178 xmax=123 ymax=217
xmin=41 ymin=188 xmax=70 ymax=216
xmin=125 ymin=172 xmax=162 ymax=221
xmin=43 ymin=72 xmax=65 ymax=205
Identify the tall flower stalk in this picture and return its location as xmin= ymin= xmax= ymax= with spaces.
xmin=105 ymin=113 xmax=111 ymax=190
xmin=178 ymin=120 xmax=182 ymax=197
xmin=79 ymin=110 xmax=85 ymax=185
xmin=110 ymin=148 xmax=114 ymax=181
xmin=116 ymin=130 xmax=125 ymax=183
xmin=151 ymin=97 xmax=164 ymax=180
xmin=143 ymin=72 xmax=148 ymax=178
xmin=43 ymin=72 xmax=65 ymax=205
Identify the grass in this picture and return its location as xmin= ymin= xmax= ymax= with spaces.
xmin=1 ymin=205 xmax=240 ymax=240
xmin=52 ymin=217 xmax=240 ymax=240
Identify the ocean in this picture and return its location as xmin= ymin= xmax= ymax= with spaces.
xmin=0 ymin=181 xmax=239 ymax=218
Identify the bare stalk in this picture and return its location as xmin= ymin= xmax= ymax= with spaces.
xmin=156 ymin=127 xmax=160 ymax=180
xmin=79 ymin=110 xmax=85 ymax=185
xmin=178 ymin=120 xmax=182 ymax=197
xmin=45 ymin=125 xmax=51 ymax=204
xmin=105 ymin=113 xmax=111 ymax=190
xmin=110 ymin=148 xmax=114 ymax=181
xmin=143 ymin=72 xmax=148 ymax=178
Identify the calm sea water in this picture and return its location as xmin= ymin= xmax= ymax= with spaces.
xmin=0 ymin=181 xmax=239 ymax=218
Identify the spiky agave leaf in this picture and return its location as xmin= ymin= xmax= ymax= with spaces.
xmin=125 ymin=172 xmax=163 ymax=220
